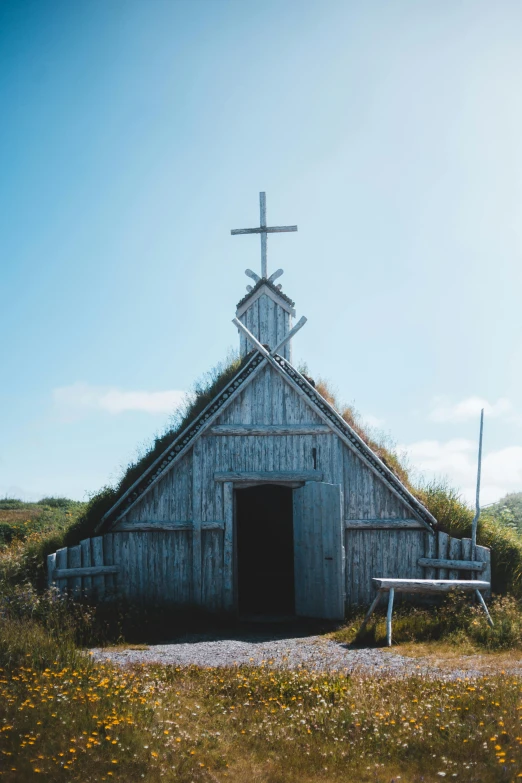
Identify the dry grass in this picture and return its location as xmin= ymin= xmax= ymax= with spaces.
xmin=388 ymin=641 xmax=522 ymax=673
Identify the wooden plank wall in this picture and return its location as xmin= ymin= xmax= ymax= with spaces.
xmin=238 ymin=293 xmax=292 ymax=360
xmin=48 ymin=531 xmax=200 ymax=607
xmin=123 ymin=452 xmax=193 ymax=524
xmin=420 ymin=532 xmax=491 ymax=594
xmin=343 ymin=448 xmax=414 ymax=520
xmin=344 ymin=529 xmax=492 ymax=607
xmin=46 ymin=363 xmax=492 ymax=614
xmin=48 ymin=534 xmax=117 ymax=599
xmin=345 ymin=529 xmax=425 ymax=606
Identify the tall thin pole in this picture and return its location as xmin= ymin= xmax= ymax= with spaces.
xmin=471 ymin=408 xmax=484 ymax=563
xmin=259 ymin=192 xmax=267 ymax=279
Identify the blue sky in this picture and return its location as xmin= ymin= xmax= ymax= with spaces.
xmin=1 ymin=0 xmax=521 ymax=505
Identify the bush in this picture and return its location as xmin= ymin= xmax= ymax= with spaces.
xmin=36 ymin=496 xmax=74 ymax=508
xmin=0 ymin=498 xmax=24 ymax=510
xmin=416 ymin=480 xmax=522 ymax=598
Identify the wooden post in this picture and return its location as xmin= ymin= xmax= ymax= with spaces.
xmin=92 ymin=536 xmax=105 ymax=599
xmin=260 ymin=192 xmax=267 ymax=278
xmin=223 ymin=481 xmax=234 ymax=612
xmin=47 ymin=553 xmax=56 ymax=589
xmin=68 ymin=546 xmax=82 ymax=597
xmin=356 ymin=590 xmax=382 ymax=637
xmin=192 ymin=441 xmax=203 ymax=605
xmin=55 ymin=547 xmax=68 ymax=593
xmin=472 ymin=409 xmax=484 ymax=564
xmin=80 ymin=538 xmax=92 ymax=594
xmin=386 ymin=588 xmax=395 ymax=647
xmin=475 ymin=589 xmax=494 ymax=627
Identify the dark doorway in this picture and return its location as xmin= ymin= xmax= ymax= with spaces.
xmin=236 ymin=485 xmax=295 ymax=616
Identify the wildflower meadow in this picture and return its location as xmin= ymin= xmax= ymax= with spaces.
xmin=2 ymin=499 xmax=522 ymax=781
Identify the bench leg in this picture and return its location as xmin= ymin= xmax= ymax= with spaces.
xmin=357 ymin=590 xmax=383 ymax=637
xmin=475 ymin=589 xmax=494 ymax=627
xmin=386 ymin=588 xmax=395 ymax=647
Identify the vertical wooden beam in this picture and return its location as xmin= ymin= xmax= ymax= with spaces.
xmin=55 ymin=547 xmax=68 ymax=593
xmin=47 ymin=552 xmax=56 ymax=589
xmin=192 ymin=443 xmax=203 ymax=605
xmin=92 ymin=537 xmax=105 ymax=599
xmin=80 ymin=538 xmax=92 ymax=594
xmin=475 ymin=589 xmax=494 ymax=626
xmin=437 ymin=531 xmax=449 ymax=579
xmin=461 ymin=538 xmax=472 ymax=579
xmin=424 ymin=531 xmax=436 ymax=579
xmin=448 ymin=536 xmax=461 ymax=580
xmin=260 ymin=191 xmax=267 ymax=278
xmin=223 ymin=481 xmax=234 ymax=612
xmin=476 ymin=545 xmax=491 ymax=597
xmin=356 ymin=590 xmax=382 ymax=637
xmin=68 ymin=546 xmax=82 ymax=597
xmin=386 ymin=588 xmax=395 ymax=647
xmin=103 ymin=534 xmax=114 ymax=594
xmin=111 ymin=535 xmax=122 ymax=595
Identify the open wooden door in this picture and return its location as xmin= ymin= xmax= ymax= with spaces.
xmin=293 ymin=481 xmax=344 ymax=620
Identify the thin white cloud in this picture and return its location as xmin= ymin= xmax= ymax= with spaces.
xmin=53 ymin=382 xmax=187 ymax=416
xmin=429 ymin=396 xmax=514 ymax=423
xmin=402 ymin=438 xmax=522 ymax=505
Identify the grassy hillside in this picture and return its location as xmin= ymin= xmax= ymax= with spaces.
xmin=0 ymin=497 xmax=85 ymax=590
xmin=485 ymin=492 xmax=522 ymax=534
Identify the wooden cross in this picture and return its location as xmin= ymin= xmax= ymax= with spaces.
xmin=231 ymin=192 xmax=297 ymax=280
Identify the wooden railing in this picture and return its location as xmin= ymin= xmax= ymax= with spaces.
xmin=47 ymin=534 xmax=119 ymax=598
xmin=419 ymin=531 xmax=491 ymax=592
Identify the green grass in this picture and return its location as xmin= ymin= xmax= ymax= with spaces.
xmin=0 ymin=499 xmax=85 ymax=590
xmin=334 ymin=593 xmax=522 ymax=651
xmin=486 ymin=492 xmax=522 ymax=534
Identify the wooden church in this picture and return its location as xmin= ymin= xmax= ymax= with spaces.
xmin=47 ymin=194 xmax=491 ymax=620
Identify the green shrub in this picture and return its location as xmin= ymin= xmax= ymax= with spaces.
xmin=36 ymin=496 xmax=75 ymax=508
xmin=0 ymin=498 xmax=24 ymax=510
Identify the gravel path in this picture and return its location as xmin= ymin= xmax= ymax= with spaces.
xmin=91 ymin=629 xmax=520 ymax=679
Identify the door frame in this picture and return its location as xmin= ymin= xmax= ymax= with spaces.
xmin=223 ymin=478 xmax=308 ymax=615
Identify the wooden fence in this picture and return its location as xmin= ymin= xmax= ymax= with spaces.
xmin=421 ymin=530 xmax=491 ymax=589
xmin=47 ymin=534 xmax=119 ymax=599
xmin=47 ymin=528 xmax=491 ymax=606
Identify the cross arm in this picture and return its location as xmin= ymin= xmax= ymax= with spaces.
xmin=245 ymin=269 xmax=260 ymax=283
xmin=231 ymin=225 xmax=297 ymax=235
xmin=232 ymin=318 xmax=272 ymax=360
xmin=271 ymin=316 xmax=307 ymax=356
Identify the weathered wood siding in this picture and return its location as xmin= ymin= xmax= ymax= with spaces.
xmin=238 ymin=292 xmax=292 ymax=360
xmin=294 ymin=482 xmax=344 ymax=619
xmin=48 ymin=363 xmax=491 ymax=614
xmin=112 ymin=365 xmax=433 ymax=610
xmin=123 ymin=452 xmax=193 ymax=523
xmin=113 ymin=531 xmax=192 ymax=604
xmin=345 ymin=529 xmax=425 ymax=606
xmin=202 ymin=529 xmax=224 ymax=611
xmin=342 ymin=447 xmax=413 ymax=520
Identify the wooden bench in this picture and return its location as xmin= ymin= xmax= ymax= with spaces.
xmin=357 ymin=578 xmax=493 ymax=647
